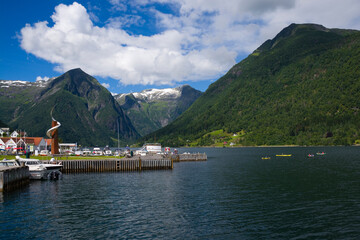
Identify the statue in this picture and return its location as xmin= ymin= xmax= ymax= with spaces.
xmin=46 ymin=108 xmax=61 ymax=155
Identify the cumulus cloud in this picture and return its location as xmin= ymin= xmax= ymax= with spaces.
xmin=20 ymin=0 xmax=360 ymax=86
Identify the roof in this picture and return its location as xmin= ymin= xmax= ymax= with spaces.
xmin=25 ymin=137 xmax=44 ymax=146
xmin=0 ymin=137 xmax=45 ymax=146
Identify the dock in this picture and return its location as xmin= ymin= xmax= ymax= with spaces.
xmin=0 ymin=166 xmax=30 ymax=192
xmin=56 ymin=153 xmax=207 ymax=173
xmin=171 ymin=153 xmax=207 ymax=162
xmin=60 ymin=157 xmax=172 ymax=173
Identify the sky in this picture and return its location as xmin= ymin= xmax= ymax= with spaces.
xmin=1 ymin=0 xmax=360 ymax=94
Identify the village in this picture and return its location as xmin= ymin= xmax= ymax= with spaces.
xmin=0 ymin=128 xmax=77 ymax=156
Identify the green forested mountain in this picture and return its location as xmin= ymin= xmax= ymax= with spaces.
xmin=0 ymin=68 xmax=139 ymax=146
xmin=143 ymin=24 xmax=360 ymax=146
xmin=115 ymin=85 xmax=202 ymax=136
xmin=0 ymin=119 xmax=8 ymax=128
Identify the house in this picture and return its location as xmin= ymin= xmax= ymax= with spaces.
xmin=10 ymin=130 xmax=28 ymax=138
xmin=0 ymin=138 xmax=5 ymax=151
xmin=1 ymin=138 xmax=17 ymax=152
xmin=10 ymin=131 xmax=19 ymax=138
xmin=0 ymin=128 xmax=10 ymax=136
xmin=0 ymin=137 xmax=49 ymax=153
xmin=59 ymin=143 xmax=77 ymax=154
xmin=20 ymin=137 xmax=49 ymax=152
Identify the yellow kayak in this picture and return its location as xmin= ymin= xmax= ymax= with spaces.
xmin=276 ymin=154 xmax=292 ymax=157
xmin=262 ymin=157 xmax=271 ymax=160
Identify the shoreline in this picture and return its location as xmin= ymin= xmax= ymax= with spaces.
xmin=181 ymin=144 xmax=360 ymax=148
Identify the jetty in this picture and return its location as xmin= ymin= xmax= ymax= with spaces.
xmin=55 ymin=153 xmax=207 ymax=173
xmin=170 ymin=153 xmax=207 ymax=162
xmin=0 ymin=166 xmax=29 ymax=192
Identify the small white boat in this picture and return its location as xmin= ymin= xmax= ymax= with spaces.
xmin=82 ymin=148 xmax=92 ymax=155
xmin=2 ymin=156 xmax=63 ymax=180
xmin=103 ymin=146 xmax=112 ymax=156
xmin=135 ymin=149 xmax=148 ymax=156
xmin=93 ymin=147 xmax=103 ymax=156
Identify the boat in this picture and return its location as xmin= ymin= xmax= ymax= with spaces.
xmin=82 ymin=148 xmax=92 ymax=155
xmin=307 ymin=154 xmax=315 ymax=158
xmin=135 ymin=149 xmax=148 ymax=156
xmin=262 ymin=157 xmax=271 ymax=160
xmin=75 ymin=150 xmax=83 ymax=156
xmin=316 ymin=152 xmax=326 ymax=156
xmin=2 ymin=156 xmax=62 ymax=180
xmin=137 ymin=143 xmax=162 ymax=155
xmin=276 ymin=154 xmax=292 ymax=157
xmin=93 ymin=147 xmax=103 ymax=156
xmin=39 ymin=150 xmax=49 ymax=156
xmin=103 ymin=145 xmax=112 ymax=156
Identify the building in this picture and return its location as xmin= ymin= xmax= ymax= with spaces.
xmin=59 ymin=143 xmax=77 ymax=154
xmin=0 ymin=128 xmax=10 ymax=137
xmin=0 ymin=137 xmax=50 ymax=153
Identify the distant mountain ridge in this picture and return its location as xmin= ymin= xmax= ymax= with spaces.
xmin=144 ymin=23 xmax=360 ymax=146
xmin=0 ymin=68 xmax=139 ymax=146
xmin=115 ymin=85 xmax=202 ymax=136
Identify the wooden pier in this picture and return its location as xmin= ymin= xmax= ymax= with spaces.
xmin=60 ymin=157 xmax=173 ymax=173
xmin=57 ymin=153 xmax=206 ymax=173
xmin=0 ymin=166 xmax=30 ymax=192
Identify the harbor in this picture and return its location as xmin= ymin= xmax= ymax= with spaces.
xmin=0 ymin=151 xmax=207 ymax=191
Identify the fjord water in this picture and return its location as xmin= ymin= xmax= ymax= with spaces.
xmin=1 ymin=147 xmax=359 ymax=239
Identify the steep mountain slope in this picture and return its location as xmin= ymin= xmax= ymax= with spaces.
xmin=1 ymin=69 xmax=139 ymax=146
xmin=0 ymin=80 xmax=46 ymax=125
xmin=144 ymin=24 xmax=360 ymax=146
xmin=0 ymin=119 xmax=8 ymax=128
xmin=115 ymin=85 xmax=202 ymax=136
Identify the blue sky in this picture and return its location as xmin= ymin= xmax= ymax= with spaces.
xmin=1 ymin=0 xmax=360 ymax=94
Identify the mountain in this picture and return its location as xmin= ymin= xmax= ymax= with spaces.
xmin=143 ymin=24 xmax=360 ymax=146
xmin=0 ymin=68 xmax=139 ymax=146
xmin=115 ymin=85 xmax=202 ymax=136
xmin=0 ymin=119 xmax=8 ymax=128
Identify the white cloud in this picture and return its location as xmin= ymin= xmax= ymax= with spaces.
xmin=36 ymin=76 xmax=50 ymax=81
xmin=102 ymin=83 xmax=110 ymax=88
xmin=20 ymin=1 xmax=360 ymax=86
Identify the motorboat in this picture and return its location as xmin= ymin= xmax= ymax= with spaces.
xmin=82 ymin=148 xmax=92 ymax=155
xmin=93 ymin=147 xmax=103 ymax=156
xmin=103 ymin=145 xmax=112 ymax=156
xmin=6 ymin=156 xmax=63 ymax=180
xmin=135 ymin=149 xmax=148 ymax=156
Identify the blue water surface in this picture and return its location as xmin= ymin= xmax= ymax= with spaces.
xmin=1 ymin=147 xmax=360 ymax=239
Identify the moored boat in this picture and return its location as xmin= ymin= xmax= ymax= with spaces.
xmin=103 ymin=145 xmax=112 ymax=156
xmin=1 ymin=157 xmax=62 ymax=180
xmin=18 ymin=157 xmax=62 ymax=180
xmin=93 ymin=147 xmax=103 ymax=155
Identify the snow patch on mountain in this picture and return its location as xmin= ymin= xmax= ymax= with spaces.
xmin=116 ymin=86 xmax=183 ymax=102
xmin=0 ymin=79 xmax=54 ymax=88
